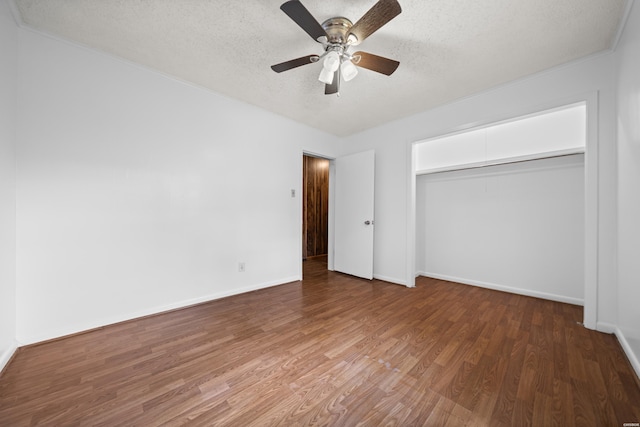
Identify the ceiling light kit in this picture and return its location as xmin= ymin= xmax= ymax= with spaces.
xmin=271 ymin=0 xmax=402 ymax=96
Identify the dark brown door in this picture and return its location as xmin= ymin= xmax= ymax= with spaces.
xmin=303 ymin=155 xmax=329 ymax=259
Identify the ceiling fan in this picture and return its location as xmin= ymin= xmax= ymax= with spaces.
xmin=271 ymin=0 xmax=402 ymax=95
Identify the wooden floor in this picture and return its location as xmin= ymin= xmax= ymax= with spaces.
xmin=1 ymin=258 xmax=639 ymax=426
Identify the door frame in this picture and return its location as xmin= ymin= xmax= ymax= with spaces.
xmin=299 ymin=151 xmax=336 ymax=280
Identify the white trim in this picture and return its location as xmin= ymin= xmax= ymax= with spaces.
xmin=328 ymin=159 xmax=336 ymax=271
xmin=405 ymin=140 xmax=416 ymax=288
xmin=614 ymin=329 xmax=640 ymax=381
xmin=373 ymin=274 xmax=406 ymax=286
xmin=298 ymin=153 xmax=304 ymax=281
xmin=17 ymin=276 xmax=300 ymax=345
xmin=0 ymin=341 xmax=19 ymax=375
xmin=596 ymin=321 xmax=618 ymax=334
xmin=418 ymin=272 xmax=584 ymax=306
xmin=582 ymin=92 xmax=599 ymax=330
xmin=418 ymin=153 xmax=584 ymax=183
xmin=416 ymin=148 xmax=585 ymax=176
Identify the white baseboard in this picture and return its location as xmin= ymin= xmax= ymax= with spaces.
xmin=417 ymin=271 xmax=584 ymax=306
xmin=597 ymin=322 xmax=640 ymax=381
xmin=0 ymin=341 xmax=19 ymax=375
xmin=19 ymin=276 xmax=301 ymax=345
xmin=373 ymin=274 xmax=406 ymax=287
xmin=596 ymin=321 xmax=617 ymax=334
xmin=611 ymin=326 xmax=640 ymax=380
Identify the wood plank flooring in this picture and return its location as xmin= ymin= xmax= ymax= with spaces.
xmin=1 ymin=257 xmax=639 ymax=426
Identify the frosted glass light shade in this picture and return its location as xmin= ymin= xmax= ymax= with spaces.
xmin=341 ymin=60 xmax=358 ymax=81
xmin=323 ymin=51 xmax=340 ymax=72
xmin=318 ymin=67 xmax=334 ymax=84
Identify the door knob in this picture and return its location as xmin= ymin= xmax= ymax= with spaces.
xmin=364 ymin=220 xmax=372 ymax=225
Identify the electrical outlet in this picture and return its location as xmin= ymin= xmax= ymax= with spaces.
xmin=291 ymin=189 xmax=296 ymax=198
xmin=238 ymin=262 xmax=245 ymax=272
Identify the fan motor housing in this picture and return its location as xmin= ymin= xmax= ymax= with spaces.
xmin=321 ymin=17 xmax=354 ymax=44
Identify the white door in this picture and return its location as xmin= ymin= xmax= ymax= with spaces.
xmin=334 ymin=150 xmax=375 ymax=279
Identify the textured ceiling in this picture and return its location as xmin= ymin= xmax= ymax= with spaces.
xmin=14 ymin=0 xmax=627 ymax=136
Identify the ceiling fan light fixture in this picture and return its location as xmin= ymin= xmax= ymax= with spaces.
xmin=318 ymin=66 xmax=334 ymax=84
xmin=272 ymin=0 xmax=402 ymax=94
xmin=341 ymin=60 xmax=358 ymax=82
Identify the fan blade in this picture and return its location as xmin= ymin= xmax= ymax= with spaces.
xmin=352 ymin=51 xmax=399 ymax=75
xmin=271 ymin=55 xmax=319 ymax=73
xmin=349 ymin=0 xmax=401 ymax=45
xmin=280 ymin=0 xmax=327 ymax=42
xmin=325 ymin=70 xmax=339 ymax=95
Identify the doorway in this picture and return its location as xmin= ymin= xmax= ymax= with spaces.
xmin=302 ymin=155 xmax=330 ymax=261
xmin=407 ymin=94 xmax=599 ymax=328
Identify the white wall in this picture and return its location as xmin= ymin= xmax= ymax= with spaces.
xmin=342 ymin=51 xmax=617 ymax=327
xmin=417 ymin=155 xmax=585 ymax=304
xmin=0 ymin=0 xmax=18 ymax=370
xmin=15 ymin=28 xmax=339 ymax=344
xmin=615 ymin=1 xmax=640 ymax=374
xmin=415 ymin=103 xmax=586 ymax=173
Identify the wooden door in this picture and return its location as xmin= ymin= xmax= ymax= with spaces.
xmin=303 ymin=155 xmax=329 ymax=259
